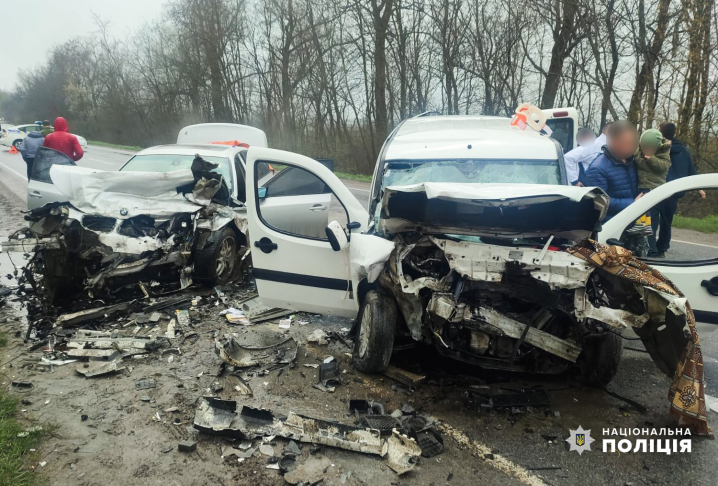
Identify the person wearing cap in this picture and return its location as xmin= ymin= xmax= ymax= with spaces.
xmin=40 ymin=120 xmax=54 ymax=137
xmin=635 ymin=128 xmax=672 ymax=257
xmin=635 ymin=129 xmax=671 ymax=193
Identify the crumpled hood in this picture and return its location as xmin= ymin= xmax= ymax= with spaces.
xmin=378 ymin=182 xmax=609 ymax=240
xmin=49 ymin=165 xmax=203 ymax=219
xmin=53 ymin=117 xmax=69 ymax=132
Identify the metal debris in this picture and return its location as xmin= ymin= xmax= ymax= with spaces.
xmin=215 ymin=336 xmax=297 ymax=368
xmin=384 ymin=365 xmax=426 ymax=388
xmin=192 ymin=398 xmax=421 ymax=474
xmin=75 ymin=360 xmax=126 ymax=377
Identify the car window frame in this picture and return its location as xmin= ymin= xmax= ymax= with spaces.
xmin=253 ymin=159 xmax=350 ymax=243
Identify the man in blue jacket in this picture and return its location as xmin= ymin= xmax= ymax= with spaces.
xmin=19 ymin=130 xmax=45 ymax=179
xmin=585 ymin=120 xmax=642 ymax=221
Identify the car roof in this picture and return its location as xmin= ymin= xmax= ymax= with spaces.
xmin=135 ymin=144 xmax=240 ymax=157
xmin=386 ymin=115 xmax=560 ymax=161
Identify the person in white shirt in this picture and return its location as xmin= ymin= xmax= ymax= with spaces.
xmin=564 ymin=122 xmax=613 ymax=185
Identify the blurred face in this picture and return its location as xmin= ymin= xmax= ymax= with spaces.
xmin=577 ymin=132 xmax=596 ymax=147
xmin=608 ymin=129 xmax=639 ymax=160
xmin=641 ymin=145 xmax=657 ymax=157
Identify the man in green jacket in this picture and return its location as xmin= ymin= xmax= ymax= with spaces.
xmin=40 ymin=120 xmax=54 ymax=137
xmin=635 ymin=128 xmax=672 ymax=257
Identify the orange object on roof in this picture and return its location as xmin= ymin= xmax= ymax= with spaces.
xmin=210 ymin=140 xmax=250 ymax=148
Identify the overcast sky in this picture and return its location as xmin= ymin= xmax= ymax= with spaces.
xmin=1 ymin=0 xmax=167 ymax=91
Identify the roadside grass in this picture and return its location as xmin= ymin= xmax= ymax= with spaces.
xmin=336 ymin=171 xmax=372 ymax=183
xmin=0 ymin=333 xmax=48 ymax=486
xmin=673 ymin=215 xmax=718 ymax=234
xmin=88 ymin=140 xmax=142 ymax=152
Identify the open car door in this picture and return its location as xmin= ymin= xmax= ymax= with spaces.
xmin=542 ymin=107 xmax=579 ymax=153
xmin=245 ymin=147 xmax=369 ymax=318
xmin=27 ymin=147 xmax=75 ymax=210
xmin=598 ymin=173 xmax=718 ymax=329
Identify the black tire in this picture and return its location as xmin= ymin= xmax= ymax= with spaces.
xmin=194 ymin=227 xmax=238 ymax=286
xmin=353 ymin=290 xmax=397 ymax=373
xmin=578 ymin=331 xmax=623 ymax=386
xmin=13 ymin=139 xmax=22 ymax=150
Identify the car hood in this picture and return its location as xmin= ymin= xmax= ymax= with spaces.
xmin=378 ymin=182 xmax=609 ymax=240
xmin=49 ymin=165 xmax=204 ymax=219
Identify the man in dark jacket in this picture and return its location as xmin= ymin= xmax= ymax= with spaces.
xmin=19 ymin=131 xmax=45 ymax=179
xmin=653 ymin=122 xmax=706 ymax=256
xmin=585 ymin=120 xmax=642 ymax=221
xmin=43 ymin=117 xmax=83 ymax=161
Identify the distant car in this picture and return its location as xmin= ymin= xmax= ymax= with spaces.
xmin=0 ymin=123 xmax=88 ymax=151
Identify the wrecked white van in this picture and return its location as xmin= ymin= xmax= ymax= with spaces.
xmin=241 ymin=115 xmax=718 ymax=386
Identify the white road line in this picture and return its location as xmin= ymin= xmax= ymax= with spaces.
xmin=673 ymin=239 xmax=718 ymax=249
xmin=441 ymin=423 xmax=547 ymax=486
xmin=0 ymin=162 xmax=28 ymax=181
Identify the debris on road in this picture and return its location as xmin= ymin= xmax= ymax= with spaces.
xmin=384 ymin=365 xmax=426 ymax=388
xmin=178 ymin=440 xmax=197 ymax=452
xmin=192 ymin=398 xmax=421 ymax=474
xmin=75 ymin=360 xmax=126 ymax=377
xmin=215 ymin=335 xmax=297 ymax=368
xmin=307 ymin=329 xmax=328 ymax=345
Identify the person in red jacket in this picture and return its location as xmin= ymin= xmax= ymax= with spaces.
xmin=43 ymin=117 xmax=84 ymax=161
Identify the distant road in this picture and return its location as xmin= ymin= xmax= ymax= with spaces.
xmin=0 ymin=145 xmax=713 ymax=261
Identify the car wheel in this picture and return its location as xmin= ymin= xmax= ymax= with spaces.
xmin=13 ymin=139 xmax=22 ymax=150
xmin=353 ymin=289 xmax=397 ymax=373
xmin=194 ymin=227 xmax=238 ymax=286
xmin=578 ymin=330 xmax=623 ymax=386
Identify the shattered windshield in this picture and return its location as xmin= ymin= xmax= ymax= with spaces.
xmin=382 ymin=159 xmax=562 ymax=187
xmin=121 ymin=154 xmax=232 ymax=191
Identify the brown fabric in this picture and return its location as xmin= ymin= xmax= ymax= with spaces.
xmin=568 ymin=239 xmax=711 ymax=437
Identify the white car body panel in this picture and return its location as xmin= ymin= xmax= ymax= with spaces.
xmin=542 ymin=107 xmax=580 ymax=152
xmin=598 ymin=173 xmax=718 ymax=328
xmin=383 ymin=116 xmax=559 ymax=161
xmin=245 ymin=147 xmax=368 ymax=318
xmin=27 ymin=179 xmax=68 ymax=209
xmin=177 ymin=123 xmax=268 ymax=148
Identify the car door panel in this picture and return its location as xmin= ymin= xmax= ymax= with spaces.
xmin=598 ymin=173 xmax=718 ymax=327
xmin=259 ymin=193 xmax=332 ymax=239
xmin=246 ymin=147 xmax=369 ymax=318
xmin=26 ymin=147 xmax=76 ymax=210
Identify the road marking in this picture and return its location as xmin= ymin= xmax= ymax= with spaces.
xmin=441 ymin=423 xmax=547 ymax=486
xmin=0 ymin=162 xmax=28 ymax=181
xmin=673 ymin=239 xmax=718 ymax=249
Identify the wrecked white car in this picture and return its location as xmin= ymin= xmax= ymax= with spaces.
xmin=240 ymin=117 xmax=717 ymax=387
xmin=3 ymin=137 xmax=334 ymax=303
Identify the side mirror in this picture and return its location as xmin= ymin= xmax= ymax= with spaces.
xmin=257 ymin=187 xmax=267 ymax=199
xmin=606 ymin=238 xmax=625 ymax=248
xmin=326 ymin=221 xmax=348 ymax=251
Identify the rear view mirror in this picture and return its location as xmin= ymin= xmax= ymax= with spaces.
xmin=326 ymin=221 xmax=348 ymax=251
xmin=257 ymin=187 xmax=267 ymax=199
